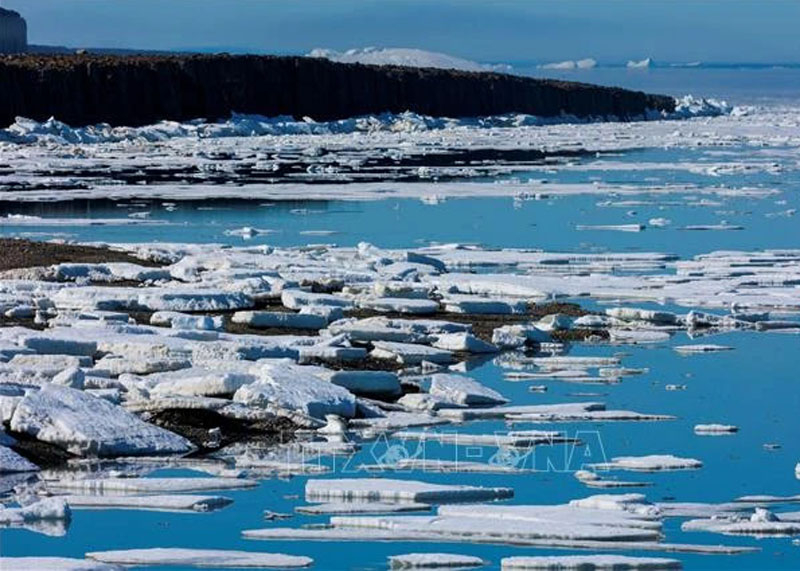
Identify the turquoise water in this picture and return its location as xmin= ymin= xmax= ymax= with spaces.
xmin=2 ymin=74 xmax=800 ymax=570
xmin=4 ymin=331 xmax=800 ymax=569
xmin=2 ymin=145 xmax=798 ymax=257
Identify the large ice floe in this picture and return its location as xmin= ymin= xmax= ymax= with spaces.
xmin=85 ymin=548 xmax=313 ymax=568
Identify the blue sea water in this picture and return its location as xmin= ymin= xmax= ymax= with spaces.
xmin=1 ymin=67 xmax=799 ymax=570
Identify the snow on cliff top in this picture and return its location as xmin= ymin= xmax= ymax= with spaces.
xmin=307 ymin=47 xmax=512 ymax=73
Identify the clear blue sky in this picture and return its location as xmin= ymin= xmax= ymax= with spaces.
xmin=6 ymin=0 xmax=800 ymax=63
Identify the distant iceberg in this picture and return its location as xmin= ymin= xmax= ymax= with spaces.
xmin=627 ymin=57 xmax=652 ymax=69
xmin=307 ymin=47 xmax=512 ymax=73
xmin=539 ymin=58 xmax=597 ymax=70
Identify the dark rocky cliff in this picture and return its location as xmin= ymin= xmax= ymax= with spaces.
xmin=0 ymin=8 xmax=26 ymax=54
xmin=0 ymin=54 xmax=675 ymax=127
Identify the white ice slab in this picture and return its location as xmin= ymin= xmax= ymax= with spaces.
xmin=591 ymin=455 xmax=702 ymax=472
xmin=389 ymin=552 xmax=485 ymax=568
xmin=233 ymin=361 xmax=356 ymax=420
xmin=694 ymin=424 xmax=738 ymax=435
xmin=0 ymin=558 xmax=122 ymax=571
xmin=62 ymin=494 xmax=233 ymax=512
xmin=372 ymin=341 xmax=455 ymax=365
xmin=9 ymin=384 xmax=194 ymax=457
xmin=297 ymin=502 xmax=431 ymax=515
xmin=501 ymin=554 xmax=681 ymax=569
xmin=86 ymin=548 xmax=313 ymax=568
xmin=305 ymin=478 xmax=513 ymax=503
xmin=47 ymin=477 xmax=257 ymax=494
xmin=429 ymin=373 xmax=509 ymax=406
xmin=232 ymin=310 xmax=327 ymax=330
xmin=431 ymin=333 xmax=498 ymax=354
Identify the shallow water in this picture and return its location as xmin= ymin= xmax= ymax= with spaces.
xmin=2 ymin=73 xmax=800 ymax=570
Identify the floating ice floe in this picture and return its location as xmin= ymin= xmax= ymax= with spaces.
xmin=574 ymin=470 xmax=650 ymax=489
xmin=296 ymin=502 xmax=431 ymax=515
xmin=85 ymin=548 xmax=313 ymax=568
xmin=681 ymin=507 xmax=800 ymax=537
xmin=389 ymin=552 xmax=486 ymax=568
xmin=0 ymin=558 xmax=122 ymax=571
xmin=61 ymin=494 xmax=233 ymax=512
xmin=47 ymin=477 xmax=257 ymax=494
xmin=694 ymin=424 xmax=738 ymax=435
xmin=673 ymin=344 xmax=734 ymax=354
xmin=305 ymin=478 xmax=513 ymax=503
xmin=232 ymin=310 xmax=328 ymax=330
xmin=0 ymin=497 xmax=71 ymax=531
xmin=361 ymin=459 xmax=533 ymax=474
xmin=501 ymin=554 xmax=681 ymax=569
xmin=372 ymin=341 xmax=455 ymax=365
xmin=576 ymin=224 xmax=645 ymax=232
xmin=590 ymin=455 xmax=702 ymax=472
xmin=428 ymin=373 xmax=508 ymax=406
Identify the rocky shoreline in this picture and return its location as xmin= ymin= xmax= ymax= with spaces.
xmin=0 ymin=53 xmax=675 ymax=127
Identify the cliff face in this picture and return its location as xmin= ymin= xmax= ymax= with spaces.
xmin=0 ymin=54 xmax=675 ymax=127
xmin=0 ymin=8 xmax=26 ymax=54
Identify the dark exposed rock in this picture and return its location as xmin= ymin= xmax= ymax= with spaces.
xmin=0 ymin=53 xmax=675 ymax=127
xmin=147 ymin=408 xmax=297 ymax=454
xmin=0 ymin=238 xmax=160 ymax=272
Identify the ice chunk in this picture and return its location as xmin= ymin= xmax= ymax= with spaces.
xmin=306 ymin=478 xmax=513 ymax=503
xmin=297 ymin=502 xmax=431 ymax=515
xmin=9 ymin=384 xmax=194 ymax=456
xmin=431 ymin=333 xmax=498 ymax=354
xmin=150 ymin=311 xmax=224 ymax=331
xmin=442 ymin=294 xmax=527 ymax=315
xmin=19 ymin=332 xmax=97 ymax=356
xmin=492 ymin=324 xmax=550 ymax=349
xmin=232 ymin=310 xmax=327 ymax=330
xmin=0 ymin=497 xmax=71 ymax=526
xmin=52 ymin=367 xmax=86 ymax=389
xmin=233 ymin=361 xmax=357 ymax=420
xmin=323 ymin=370 xmax=402 ymax=398
xmin=605 ymin=308 xmax=678 ymax=324
xmin=389 ymin=553 xmax=485 ymax=568
xmin=62 ymin=494 xmax=233 ymax=512
xmin=591 ymin=455 xmax=702 ymax=471
xmin=358 ymin=297 xmax=440 ymax=315
xmin=674 ymin=344 xmax=733 ymax=354
xmin=0 ymin=558 xmax=122 ymax=571
xmin=371 ymin=341 xmax=454 ymax=365
xmin=86 ymin=548 xmax=313 ymax=568
xmin=0 ymin=445 xmax=39 ymax=473
xmin=506 ymin=410 xmax=674 ymax=423
xmin=501 ymin=554 xmax=681 ymax=569
xmin=429 ymin=374 xmax=508 ymax=406
xmin=694 ymin=424 xmax=738 ymax=435
xmin=48 ymin=477 xmax=257 ymax=494
xmin=142 ymin=367 xmax=257 ymax=398
xmin=282 ymin=289 xmax=353 ymax=310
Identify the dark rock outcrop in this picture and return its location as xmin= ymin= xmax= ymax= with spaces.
xmin=0 ymin=53 xmax=675 ymax=127
xmin=0 ymin=7 xmax=26 ymax=54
